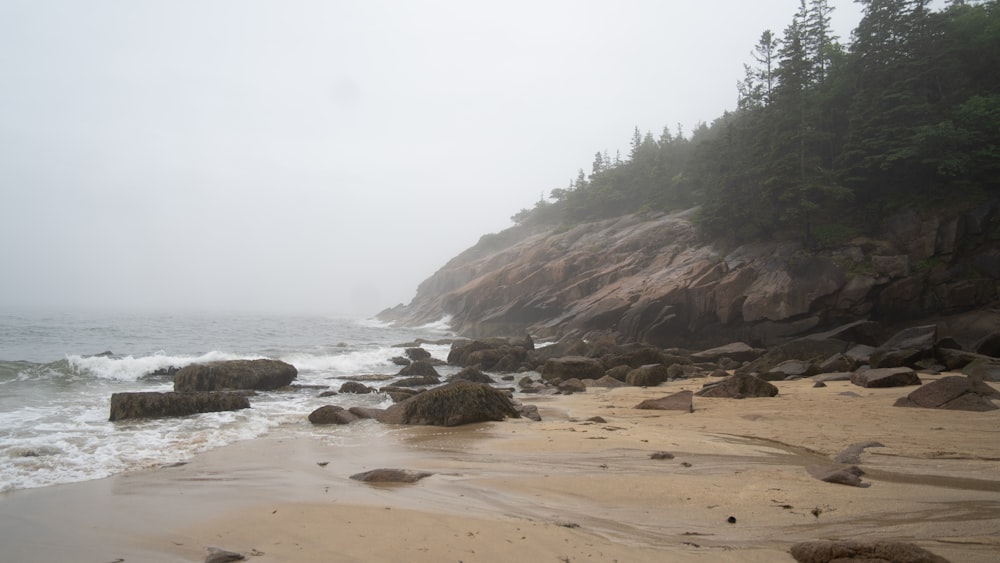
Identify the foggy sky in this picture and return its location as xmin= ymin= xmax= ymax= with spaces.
xmin=0 ymin=0 xmax=866 ymax=318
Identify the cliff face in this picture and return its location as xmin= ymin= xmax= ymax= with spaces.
xmin=380 ymin=202 xmax=1000 ymax=349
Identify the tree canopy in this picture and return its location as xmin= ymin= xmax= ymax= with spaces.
xmin=511 ymin=0 xmax=1000 ymax=246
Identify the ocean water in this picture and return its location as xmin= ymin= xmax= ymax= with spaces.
xmin=0 ymin=311 xmax=456 ymax=492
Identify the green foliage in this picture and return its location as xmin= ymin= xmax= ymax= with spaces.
xmin=810 ymin=223 xmax=860 ymax=249
xmin=507 ymin=0 xmax=1000 ymax=243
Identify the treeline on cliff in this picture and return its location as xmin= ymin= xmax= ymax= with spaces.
xmin=510 ymin=0 xmax=1000 ymax=246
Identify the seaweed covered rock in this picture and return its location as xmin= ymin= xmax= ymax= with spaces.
xmin=377 ymin=380 xmax=520 ymax=426
xmin=109 ymin=391 xmax=250 ymax=421
xmin=173 ymin=359 xmax=297 ymax=392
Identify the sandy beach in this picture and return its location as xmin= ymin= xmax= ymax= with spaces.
xmin=2 ymin=374 xmax=999 ymax=562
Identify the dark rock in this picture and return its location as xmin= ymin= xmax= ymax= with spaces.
xmin=635 ymin=390 xmax=693 ymax=412
xmin=962 ymin=358 xmax=1000 ymax=382
xmin=349 ymin=468 xmax=433 ymax=484
xmin=893 ymin=375 xmax=999 ymax=411
xmin=625 ymin=364 xmax=670 ymax=387
xmin=975 ymin=332 xmax=1000 ymax=357
xmin=763 ymin=359 xmax=816 ymax=381
xmin=851 ymin=367 xmax=921 ymax=388
xmin=805 ymin=320 xmax=882 ymax=347
xmin=586 ymin=416 xmax=607 ymax=423
xmin=937 ymin=347 xmax=991 ymax=371
xmin=696 ymin=373 xmax=778 ymax=398
xmin=789 ymin=539 xmax=950 ymax=563
xmin=405 ymin=347 xmax=432 ymax=361
xmin=806 ymin=465 xmax=867 ymax=487
xmin=541 ymin=356 xmax=604 ymax=384
xmin=398 ymin=360 xmax=440 ymax=378
xmin=605 ymin=365 xmax=631 ymax=382
xmin=834 ymin=441 xmax=885 ymax=464
xmin=844 ymin=344 xmax=876 ymax=365
xmin=205 ymin=547 xmax=246 ymax=563
xmin=109 ymin=391 xmax=250 ymax=421
xmin=379 ymin=386 xmax=421 ymax=402
xmin=690 ymin=342 xmax=760 ymax=363
xmin=813 ymin=381 xmax=826 ymax=388
xmin=449 ymin=366 xmax=494 ymax=384
xmin=308 ymin=405 xmax=359 ymax=425
xmin=817 ymin=353 xmax=854 ymax=374
xmin=173 ymin=359 xmax=297 ymax=392
xmin=339 ymin=381 xmax=374 ymax=394
xmin=146 ymin=366 xmax=182 ymax=378
xmin=377 ymin=380 xmax=520 ymax=426
xmin=812 ymin=372 xmax=852 ymax=382
xmin=870 ymin=324 xmax=937 ymax=368
xmin=557 ymin=377 xmax=587 ymax=393
xmin=650 ymin=451 xmax=675 ymax=460
xmin=603 ymin=347 xmax=670 ymax=369
xmin=391 ymin=356 xmax=411 ymax=366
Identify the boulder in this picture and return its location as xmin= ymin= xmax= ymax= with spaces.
xmin=962 ymin=358 xmax=1000 ymax=382
xmin=308 ymin=405 xmax=359 ymax=425
xmin=603 ymin=347 xmax=670 ymax=369
xmin=975 ymin=332 xmax=1000 ymax=357
xmin=625 ymin=364 xmax=670 ymax=387
xmin=350 ymin=468 xmax=433 ymax=484
xmin=789 ymin=540 xmax=950 ymax=563
xmin=398 ymin=360 xmax=440 ymax=378
xmin=449 ymin=366 xmax=494 ymax=384
xmin=541 ymin=356 xmax=604 ymax=384
xmin=377 ymin=380 xmax=520 ymax=426
xmin=690 ymin=342 xmax=760 ymax=363
xmin=394 ymin=375 xmax=442 ymax=387
xmin=763 ymin=359 xmax=816 ymax=381
xmin=339 ymin=381 xmax=374 ymax=394
xmin=109 ymin=391 xmax=250 ymax=421
xmin=870 ymin=324 xmax=937 ymax=368
xmin=391 ymin=356 xmax=411 ymax=366
xmin=806 ymin=465 xmax=867 ymax=487
xmin=696 ymin=373 xmax=778 ymax=398
xmin=379 ymin=386 xmax=420 ymax=402
xmin=515 ymin=403 xmax=542 ymax=421
xmin=173 ymin=359 xmax=297 ymax=392
xmin=635 ymin=390 xmax=693 ymax=412
xmin=850 ymin=367 xmax=921 ymax=388
xmin=557 ymin=378 xmax=587 ymax=393
xmin=893 ymin=376 xmax=999 ymax=411
xmin=348 ymin=406 xmax=386 ymax=419
xmin=589 ymin=374 xmax=627 ymax=388
xmin=405 ymin=347 xmax=432 ymax=361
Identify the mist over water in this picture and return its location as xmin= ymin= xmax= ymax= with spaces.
xmin=0 ymin=311 xmax=455 ymax=492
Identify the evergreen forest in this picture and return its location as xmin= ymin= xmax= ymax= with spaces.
xmin=510 ymin=0 xmax=1000 ymax=248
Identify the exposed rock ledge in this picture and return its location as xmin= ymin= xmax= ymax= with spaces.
xmin=380 ymin=203 xmax=1000 ymax=349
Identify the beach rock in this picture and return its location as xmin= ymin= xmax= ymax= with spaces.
xmin=398 ymin=360 xmax=439 ymax=378
xmin=962 ymin=358 xmax=1000 ymax=382
xmin=650 ymin=451 xmax=675 ymax=460
xmin=349 ymin=468 xmax=433 ymax=484
xmin=379 ymin=386 xmax=421 ymax=402
xmin=173 ymin=359 xmax=297 ymax=392
xmin=936 ymin=347 xmax=990 ymax=371
xmin=893 ymin=375 xmax=1000 ymax=411
xmin=449 ymin=366 xmax=494 ymax=384
xmin=405 ymin=347 xmax=432 ymax=361
xmin=557 ymin=377 xmax=587 ymax=393
xmin=377 ymin=380 xmax=520 ymax=426
xmin=975 ymin=332 xmax=1000 ymax=357
xmin=109 ymin=391 xmax=250 ymax=421
xmin=690 ymin=342 xmax=760 ymax=363
xmin=308 ymin=405 xmax=359 ymax=425
xmin=541 ymin=356 xmax=604 ymax=384
xmin=789 ymin=539 xmax=950 ymax=563
xmin=635 ymin=390 xmax=693 ymax=412
xmin=339 ymin=381 xmax=374 ymax=394
xmin=834 ymin=441 xmax=885 ymax=464
xmin=515 ymin=403 xmax=541 ymax=421
xmin=391 ymin=356 xmax=411 ymax=366
xmin=205 ymin=547 xmax=246 ymax=563
xmin=603 ymin=347 xmax=671 ymax=369
xmin=806 ymin=464 xmax=867 ymax=487
xmin=447 ymin=336 xmax=533 ymax=369
xmin=589 ymin=374 xmax=627 ymax=388
xmin=850 ymin=367 xmax=921 ymax=388
xmin=696 ymin=373 xmax=778 ymax=398
xmin=763 ymin=359 xmax=816 ymax=381
xmin=625 ymin=364 xmax=670 ymax=387
xmin=870 ymin=324 xmax=937 ymax=368
xmin=348 ymin=406 xmax=386 ymax=419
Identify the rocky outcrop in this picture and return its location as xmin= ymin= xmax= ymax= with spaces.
xmin=379 ymin=202 xmax=1000 ymax=350
xmin=109 ymin=391 xmax=250 ymax=421
xmin=173 ymin=359 xmax=296 ymax=392
xmin=377 ymin=380 xmax=520 ymax=426
xmin=789 ymin=540 xmax=950 ymax=563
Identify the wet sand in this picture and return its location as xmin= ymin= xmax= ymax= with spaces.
xmin=2 ymin=375 xmax=999 ymax=562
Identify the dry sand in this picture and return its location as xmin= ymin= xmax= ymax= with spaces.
xmin=2 ymin=375 xmax=999 ymax=562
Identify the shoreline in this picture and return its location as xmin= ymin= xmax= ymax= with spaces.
xmin=2 ymin=376 xmax=999 ymax=562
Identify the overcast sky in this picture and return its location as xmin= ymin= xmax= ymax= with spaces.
xmin=0 ymin=0 xmax=869 ymax=318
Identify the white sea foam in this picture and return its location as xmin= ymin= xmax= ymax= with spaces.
xmin=418 ymin=315 xmax=454 ymax=332
xmin=66 ymin=351 xmax=267 ymax=381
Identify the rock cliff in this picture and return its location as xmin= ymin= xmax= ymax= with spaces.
xmin=380 ymin=202 xmax=1000 ymax=349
